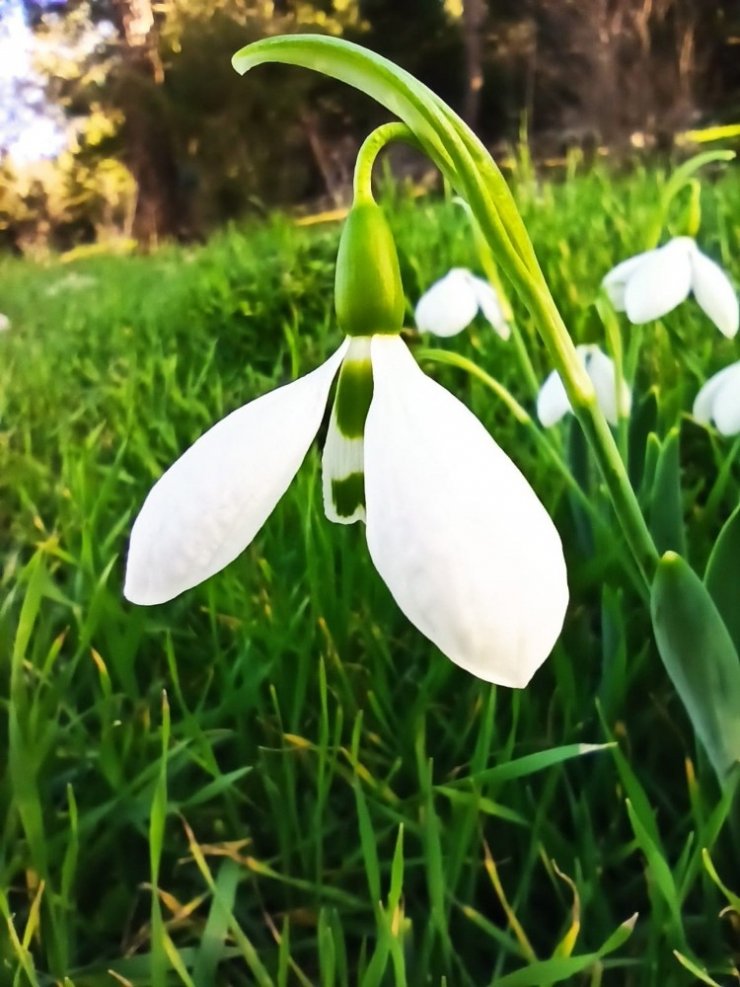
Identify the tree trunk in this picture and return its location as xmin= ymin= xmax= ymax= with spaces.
xmin=461 ymin=0 xmax=486 ymax=129
xmin=110 ymin=0 xmax=179 ymax=246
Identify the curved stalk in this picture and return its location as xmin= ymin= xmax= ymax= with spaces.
xmin=234 ymin=34 xmax=661 ymax=586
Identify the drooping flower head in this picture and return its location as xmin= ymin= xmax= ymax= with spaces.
xmin=537 ymin=344 xmax=631 ymax=428
xmin=693 ymin=361 xmax=740 ymax=437
xmin=415 ymin=268 xmax=510 ymax=340
xmin=602 ymin=237 xmax=738 ymax=338
xmin=125 ymin=199 xmax=568 ymax=686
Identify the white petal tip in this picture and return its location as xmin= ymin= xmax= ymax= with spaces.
xmin=366 ymin=335 xmax=568 ymax=688
xmin=123 ymin=575 xmax=171 ymax=607
xmin=688 ymin=248 xmax=739 ymax=338
xmin=715 ymin=311 xmax=739 ymax=339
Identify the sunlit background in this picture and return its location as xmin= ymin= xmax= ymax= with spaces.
xmin=1 ymin=0 xmax=739 ymax=253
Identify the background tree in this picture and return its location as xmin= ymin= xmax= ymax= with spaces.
xmin=3 ymin=0 xmax=739 ymax=251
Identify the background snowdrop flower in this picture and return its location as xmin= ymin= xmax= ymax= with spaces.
xmin=415 ymin=267 xmax=510 ymax=340
xmin=45 ymin=272 xmax=97 ymax=297
xmin=0 ymin=314 xmax=11 ymax=332
xmin=125 ymin=333 xmax=568 ymax=687
xmin=692 ymin=361 xmax=740 ymax=436
xmin=537 ymin=344 xmax=631 ymax=427
xmin=602 ymin=237 xmax=738 ymax=338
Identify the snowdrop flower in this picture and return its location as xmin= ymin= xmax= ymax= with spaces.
xmin=415 ymin=268 xmax=510 ymax=340
xmin=693 ymin=361 xmax=740 ymax=436
xmin=537 ymin=345 xmax=631 ymax=428
xmin=125 ymin=202 xmax=568 ymax=687
xmin=125 ymin=335 xmax=568 ymax=686
xmin=602 ymin=237 xmax=738 ymax=338
xmin=0 ymin=313 xmax=10 ymax=332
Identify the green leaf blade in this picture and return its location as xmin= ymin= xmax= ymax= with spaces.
xmin=704 ymin=502 xmax=740 ymax=657
xmin=651 ymin=552 xmax=740 ymax=784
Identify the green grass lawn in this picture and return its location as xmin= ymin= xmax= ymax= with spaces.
xmin=1 ymin=163 xmax=739 ymax=986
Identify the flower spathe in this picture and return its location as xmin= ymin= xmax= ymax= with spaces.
xmin=602 ymin=237 xmax=739 ymax=338
xmin=693 ymin=361 xmax=740 ymax=436
xmin=415 ymin=268 xmax=510 ymax=340
xmin=125 ymin=335 xmax=568 ymax=687
xmin=537 ymin=344 xmax=631 ymax=428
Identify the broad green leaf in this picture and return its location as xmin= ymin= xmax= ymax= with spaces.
xmin=704 ymin=502 xmax=740 ymax=657
xmin=651 ymin=552 xmax=740 ymax=784
xmin=648 ymin=428 xmax=686 ymax=555
xmin=628 ymin=388 xmax=658 ymax=490
xmin=640 ymin=432 xmax=660 ymax=503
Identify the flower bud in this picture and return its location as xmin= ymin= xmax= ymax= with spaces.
xmin=335 ymin=201 xmax=404 ymax=336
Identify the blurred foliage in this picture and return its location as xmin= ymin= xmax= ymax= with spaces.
xmin=1 ymin=0 xmax=739 ymax=251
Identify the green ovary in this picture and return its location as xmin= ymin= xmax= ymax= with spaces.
xmin=335 ymin=356 xmax=373 ymax=438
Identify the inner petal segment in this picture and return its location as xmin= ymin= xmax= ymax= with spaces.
xmin=322 ymin=336 xmax=373 ymax=524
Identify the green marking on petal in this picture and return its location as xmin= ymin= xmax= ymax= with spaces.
xmin=331 ymin=472 xmax=365 ymax=518
xmin=335 ymin=357 xmax=373 ymax=438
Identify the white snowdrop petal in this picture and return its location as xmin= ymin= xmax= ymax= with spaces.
xmin=124 ymin=340 xmax=349 ymax=605
xmin=471 ymin=275 xmax=511 ymax=340
xmin=602 ymin=251 xmax=655 ymax=311
xmin=364 ymin=335 xmax=568 ymax=687
xmin=603 ymin=280 xmax=627 ymax=312
xmin=583 ymin=346 xmax=631 ymax=425
xmin=689 ymin=248 xmax=739 ymax=339
xmin=415 ymin=268 xmax=479 ymax=337
xmin=692 ymin=362 xmax=740 ymax=431
xmin=0 ymin=313 xmax=10 ymax=332
xmin=536 ymin=368 xmax=571 ymax=427
xmin=692 ymin=363 xmax=740 ymax=424
xmin=624 ymin=241 xmax=692 ymax=324
xmin=712 ymin=379 xmax=740 ymax=436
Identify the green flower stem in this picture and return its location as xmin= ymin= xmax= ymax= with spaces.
xmin=507 ymin=320 xmax=541 ymax=399
xmin=645 ymin=149 xmax=735 ymax=248
xmin=453 ymin=195 xmax=541 ymax=398
xmin=528 ymin=286 xmax=660 ymax=586
xmin=439 ymin=129 xmax=659 ymax=584
xmin=418 ymin=348 xmax=587 ymax=511
xmin=353 ymin=122 xmax=419 ymax=204
xmin=417 ymin=347 xmax=530 ymax=424
xmin=596 ymin=297 xmax=630 ymax=464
